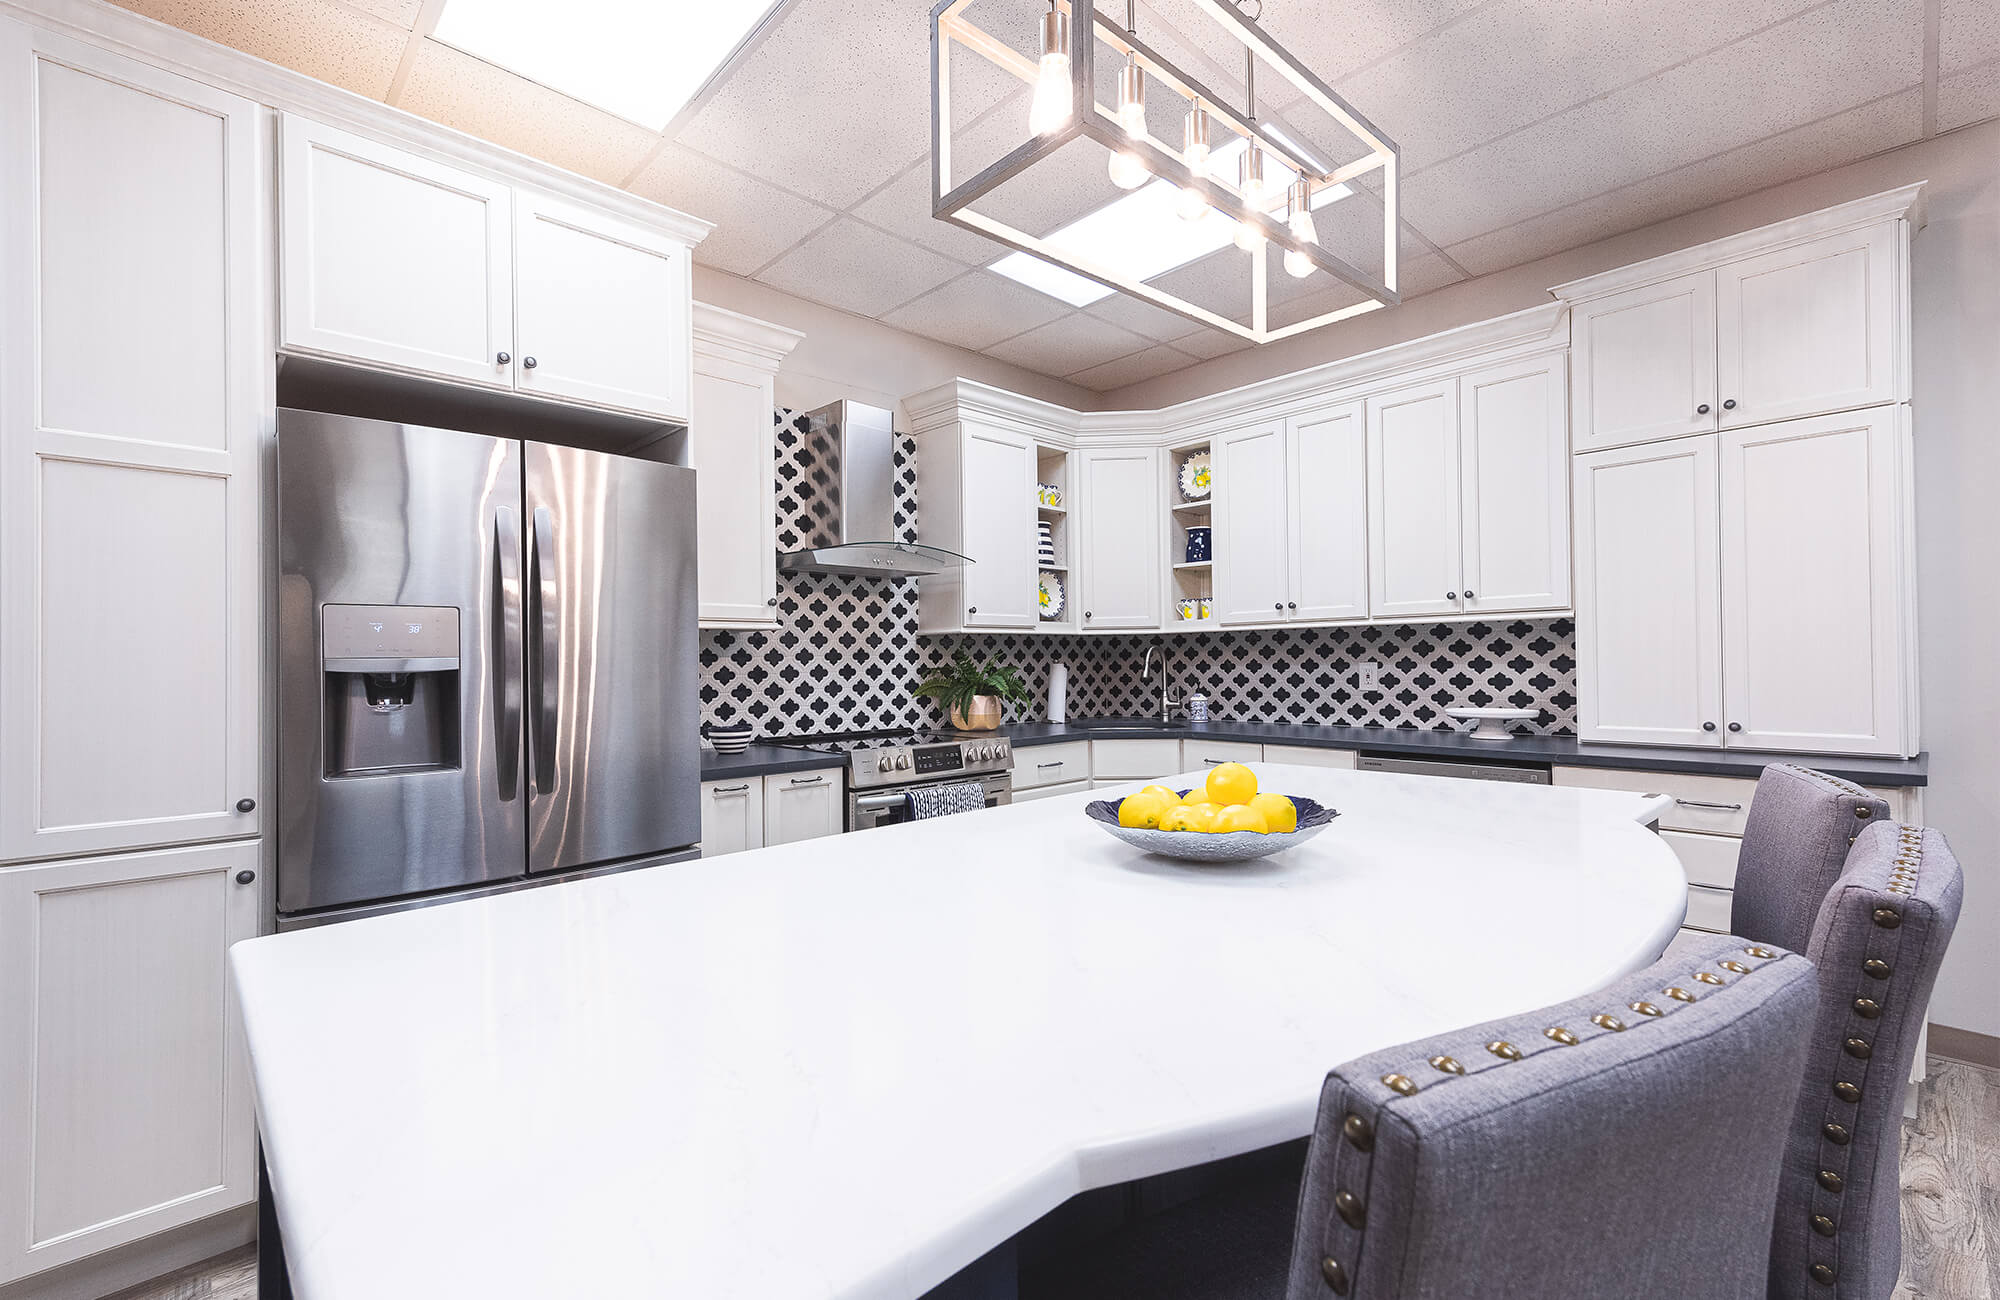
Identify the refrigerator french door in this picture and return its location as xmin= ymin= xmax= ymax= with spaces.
xmin=276 ymin=410 xmax=700 ymax=920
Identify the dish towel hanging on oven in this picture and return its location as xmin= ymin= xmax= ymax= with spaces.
xmin=905 ymin=782 xmax=985 ymax=820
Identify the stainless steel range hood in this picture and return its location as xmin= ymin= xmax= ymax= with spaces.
xmin=775 ymin=400 xmax=970 ymax=578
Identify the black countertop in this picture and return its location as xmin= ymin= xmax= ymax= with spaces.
xmin=979 ymin=719 xmax=1929 ymax=787
xmin=698 ymin=744 xmax=849 ymax=781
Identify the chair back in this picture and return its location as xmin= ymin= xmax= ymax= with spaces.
xmin=1769 ymin=821 xmax=1964 ymax=1299
xmin=1733 ymin=764 xmax=1893 ymax=955
xmin=1285 ymin=934 xmax=1817 ymax=1300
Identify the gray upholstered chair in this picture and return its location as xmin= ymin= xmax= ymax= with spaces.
xmin=1732 ymin=763 xmax=1894 ymax=955
xmin=1768 ymin=820 xmax=1963 ymax=1299
xmin=1023 ymin=933 xmax=1818 ymax=1300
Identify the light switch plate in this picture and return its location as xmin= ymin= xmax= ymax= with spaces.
xmin=1357 ymin=661 xmax=1381 ymax=690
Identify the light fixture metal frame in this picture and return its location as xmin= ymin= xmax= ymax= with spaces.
xmin=930 ymin=0 xmax=1400 ymax=343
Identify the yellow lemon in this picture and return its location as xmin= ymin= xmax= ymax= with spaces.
xmin=1249 ymin=793 xmax=1298 ymax=833
xmin=1138 ymin=784 xmax=1186 ymax=807
xmin=1182 ymin=801 xmax=1226 ymax=830
xmin=1209 ymin=804 xmax=1269 ymax=834
xmin=1204 ymin=762 xmax=1259 ymax=807
xmin=1118 ymin=792 xmax=1173 ymax=829
xmin=1158 ymin=805 xmax=1207 ymax=833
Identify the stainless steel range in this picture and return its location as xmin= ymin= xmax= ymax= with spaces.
xmin=774 ymin=730 xmax=1012 ymax=831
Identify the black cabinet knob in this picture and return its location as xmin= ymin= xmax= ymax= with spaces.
xmin=1287 ymin=601 xmax=1296 ymax=610
xmin=235 ymin=870 xmax=256 ymax=885
xmin=235 ymin=797 xmax=256 ymax=813
xmin=766 ymin=597 xmax=778 ymax=606
xmin=967 ymin=606 xmax=977 ymax=615
xmin=496 ymin=351 xmax=511 ymax=365
xmin=1446 ymin=592 xmax=1458 ymax=601
xmin=1463 ymin=591 xmax=1475 ymax=599
xmin=1702 ymin=722 xmax=1717 ymax=732
xmin=1728 ymin=721 xmax=1743 ymax=732
xmin=1275 ymin=602 xmax=1284 ymax=611
xmin=522 ymin=356 xmax=538 ymax=370
xmin=1722 ymin=398 xmax=1736 ymax=410
xmin=1697 ymin=403 xmax=1710 ymax=414
xmin=1084 ymin=611 xmax=1093 ymax=619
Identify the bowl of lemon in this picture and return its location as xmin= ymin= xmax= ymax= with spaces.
xmin=1083 ymin=762 xmax=1338 ymax=863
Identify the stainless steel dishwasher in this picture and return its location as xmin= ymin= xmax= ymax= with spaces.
xmin=1356 ymin=753 xmax=1553 ymax=784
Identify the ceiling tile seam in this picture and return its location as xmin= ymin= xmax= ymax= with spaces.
xmin=1323 ymin=0 xmax=1514 ymax=85
xmin=876 ymin=265 xmax=986 ymax=322
xmin=739 ymin=209 xmax=847 ymax=281
xmin=656 ymin=0 xmax=807 ymax=143
xmin=385 ymin=0 xmax=447 ymax=107
xmin=617 ymin=135 xmax=677 ymax=192
xmin=1922 ymin=0 xmax=1941 ymax=136
xmin=837 ymin=87 xmax=1036 ymax=223
xmin=1436 ymin=82 xmax=1924 ymax=261
xmin=1938 ymin=48 xmax=2000 ymax=80
xmin=1395 ymin=0 xmax=1853 ymax=184
xmin=649 ymin=139 xmax=842 ymax=222
xmin=1059 ymin=337 xmax=1164 ymax=381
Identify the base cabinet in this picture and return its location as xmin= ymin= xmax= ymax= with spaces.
xmin=1016 ymin=779 xmax=1091 ymax=801
xmin=699 ymin=779 xmax=764 ymax=858
xmin=764 ymin=771 xmax=843 ymax=846
xmin=1263 ymin=745 xmax=1358 ymax=769
xmin=0 ymin=842 xmax=260 ymax=1285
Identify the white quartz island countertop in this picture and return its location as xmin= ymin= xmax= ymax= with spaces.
xmin=231 ymin=765 xmax=1684 ymax=1300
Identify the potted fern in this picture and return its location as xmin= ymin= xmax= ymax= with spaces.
xmin=918 ymin=651 xmax=1031 ymax=731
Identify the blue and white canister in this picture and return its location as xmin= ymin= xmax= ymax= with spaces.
xmin=1037 ymin=520 xmax=1057 ymax=565
xmin=1186 ymin=691 xmax=1209 ymax=722
xmin=1183 ymin=526 xmax=1211 ymax=564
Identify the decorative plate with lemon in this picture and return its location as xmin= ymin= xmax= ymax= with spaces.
xmin=1083 ymin=763 xmax=1338 ymax=863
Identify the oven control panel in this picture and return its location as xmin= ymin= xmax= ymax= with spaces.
xmin=853 ymin=739 xmax=1012 ymax=788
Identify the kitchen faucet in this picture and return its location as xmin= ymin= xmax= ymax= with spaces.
xmin=1140 ymin=646 xmax=1179 ymax=721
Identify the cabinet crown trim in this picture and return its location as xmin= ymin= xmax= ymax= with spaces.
xmin=693 ymin=302 xmax=805 ymax=370
xmin=1551 ymin=182 xmax=1927 ymax=305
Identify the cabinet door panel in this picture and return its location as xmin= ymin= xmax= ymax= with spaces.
xmin=763 ymin=772 xmax=842 ymax=844
xmin=0 ymin=29 xmax=261 ymax=861
xmin=0 ymin=842 xmax=259 ymax=1283
xmin=1367 ymin=381 xmax=1461 ymax=619
xmin=1459 ymin=357 xmax=1569 ymax=613
xmin=279 ymin=115 xmax=513 ymax=386
xmin=1289 ymin=403 xmax=1367 ymax=621
xmin=1719 ymin=410 xmax=1906 ymax=754
xmin=1571 ymin=272 xmax=1716 ymax=451
xmin=1077 ymin=448 xmax=1161 ymax=630
xmin=1573 ymin=437 xmax=1723 ymax=746
xmin=699 ymin=779 xmax=763 ymax=857
xmin=515 ymin=193 xmax=691 ymax=420
xmin=1211 ymin=424 xmax=1289 ymax=624
xmin=691 ymin=368 xmax=777 ymax=624
xmin=1716 ymin=224 xmax=1899 ymax=427
xmin=961 ymin=426 xmax=1038 ymax=628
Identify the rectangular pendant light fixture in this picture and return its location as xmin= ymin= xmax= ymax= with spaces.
xmin=930 ymin=0 xmax=1401 ymax=343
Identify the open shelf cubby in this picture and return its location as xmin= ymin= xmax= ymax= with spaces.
xmin=1035 ymin=443 xmax=1075 ymax=631
xmin=1165 ymin=438 xmax=1213 ymax=628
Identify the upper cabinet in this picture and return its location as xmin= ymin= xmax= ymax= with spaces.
xmin=689 ymin=305 xmax=803 ymax=628
xmin=1075 ymin=447 xmax=1160 ymax=630
xmin=916 ymin=421 xmax=1039 ymax=631
xmin=1212 ymin=406 xmax=1366 ymax=624
xmin=1560 ymin=192 xmax=1915 ymax=452
xmin=1367 ymin=379 xmax=1462 ymax=620
xmin=0 ymin=26 xmax=263 ymax=863
xmin=1211 ymin=422 xmax=1290 ymax=623
xmin=278 ymin=115 xmax=695 ymax=423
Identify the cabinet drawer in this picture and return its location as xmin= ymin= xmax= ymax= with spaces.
xmin=1683 ymin=884 xmax=1734 ymax=934
xmin=1262 ymin=744 xmax=1357 ymax=769
xmin=1182 ymin=740 xmax=1265 ymax=768
xmin=1015 ymin=742 xmax=1091 ymax=789
xmin=1661 ymin=829 xmax=1741 ymax=890
xmin=1012 ymin=779 xmax=1090 ymax=803
xmin=1090 ymin=738 xmax=1182 ymax=780
xmin=1554 ymin=766 xmax=1757 ymax=837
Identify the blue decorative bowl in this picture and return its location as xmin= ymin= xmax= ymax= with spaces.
xmin=1084 ymin=793 xmax=1338 ymax=863
xmin=702 ymin=721 xmax=755 ymax=754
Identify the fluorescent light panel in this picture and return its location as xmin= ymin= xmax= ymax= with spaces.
xmin=431 ymin=0 xmax=776 ymax=130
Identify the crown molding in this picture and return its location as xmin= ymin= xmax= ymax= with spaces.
xmin=903 ymin=379 xmax=1086 ymax=442
xmin=5 ymin=0 xmax=716 ymax=247
xmin=1551 ymin=182 xmax=1928 ymax=304
xmin=692 ymin=302 xmax=804 ymax=371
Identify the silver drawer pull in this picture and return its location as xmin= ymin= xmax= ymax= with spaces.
xmin=1036 ymin=761 xmax=1064 ymax=769
xmin=791 ymin=775 xmax=824 ymax=785
xmin=1674 ymin=798 xmax=1743 ymax=812
xmin=712 ymin=783 xmax=749 ymax=794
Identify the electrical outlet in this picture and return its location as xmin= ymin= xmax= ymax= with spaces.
xmin=1357 ymin=661 xmax=1381 ymax=691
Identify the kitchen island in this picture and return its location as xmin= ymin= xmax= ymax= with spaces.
xmin=232 ymin=765 xmax=1684 ymax=1300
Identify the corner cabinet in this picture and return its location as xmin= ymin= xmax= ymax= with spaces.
xmin=0 ymin=24 xmax=263 ymax=862
xmin=690 ymin=305 xmax=803 ymax=627
xmin=1075 ymin=447 xmax=1161 ymax=630
xmin=916 ymin=421 xmax=1040 ymax=631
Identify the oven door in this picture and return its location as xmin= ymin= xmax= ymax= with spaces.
xmin=848 ymin=771 xmax=1011 ymax=832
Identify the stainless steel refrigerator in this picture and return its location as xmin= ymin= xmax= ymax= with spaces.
xmin=275 ymin=409 xmax=701 ymax=925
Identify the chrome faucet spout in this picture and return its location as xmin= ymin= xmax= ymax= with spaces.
xmin=1140 ymin=645 xmax=1176 ymax=721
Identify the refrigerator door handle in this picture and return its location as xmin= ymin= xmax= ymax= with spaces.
xmin=529 ymin=505 xmax=560 ymax=793
xmin=493 ymin=506 xmax=524 ymax=799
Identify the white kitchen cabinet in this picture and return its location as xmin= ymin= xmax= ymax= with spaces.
xmin=699 ymin=778 xmax=765 ymax=858
xmin=278 ymin=114 xmax=513 ymax=388
xmin=1715 ymin=224 xmax=1900 ymax=429
xmin=763 ymin=769 xmax=844 ymax=845
xmin=1568 ymin=271 xmax=1716 ymax=452
xmin=1718 ymin=408 xmax=1910 ymax=755
xmin=1181 ymin=740 xmax=1265 ymax=768
xmin=1076 ymin=447 xmax=1161 ymax=630
xmin=0 ymin=28 xmax=263 ymax=862
xmin=690 ymin=305 xmax=803 ymax=626
xmin=1211 ymin=422 xmax=1290 ymax=624
xmin=918 ymin=422 xmax=1039 ymax=630
xmin=1367 ymin=379 xmax=1461 ymax=620
xmin=514 ymin=191 xmax=691 ymax=419
xmin=1289 ymin=402 xmax=1369 ymax=622
xmin=0 ymin=841 xmax=260 ymax=1284
xmin=1090 ymin=738 xmax=1183 ymax=781
xmin=1457 ymin=357 xmax=1569 ymax=614
xmin=1015 ymin=779 xmax=1091 ymax=802
xmin=1013 ymin=742 xmax=1091 ymax=790
xmin=1573 ymin=437 xmax=1723 ymax=747
xmin=1263 ymin=744 xmax=1358 ymax=769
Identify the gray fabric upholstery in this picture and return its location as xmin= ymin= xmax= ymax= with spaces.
xmin=1732 ymin=764 xmax=1894 ymax=955
xmin=1768 ymin=821 xmax=1964 ymax=1300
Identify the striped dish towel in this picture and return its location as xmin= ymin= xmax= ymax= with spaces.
xmin=905 ymin=782 xmax=986 ymax=820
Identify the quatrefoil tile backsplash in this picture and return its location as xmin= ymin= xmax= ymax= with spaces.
xmin=696 ymin=411 xmax=1578 ymax=739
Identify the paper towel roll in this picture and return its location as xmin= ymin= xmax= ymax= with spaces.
xmin=1048 ymin=661 xmax=1068 ymax=723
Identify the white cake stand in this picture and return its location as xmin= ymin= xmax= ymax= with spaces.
xmin=1445 ymin=707 xmax=1538 ymax=741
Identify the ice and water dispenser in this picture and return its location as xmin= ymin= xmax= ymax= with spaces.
xmin=320 ymin=604 xmax=461 ymax=777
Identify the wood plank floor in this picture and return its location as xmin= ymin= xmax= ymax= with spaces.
xmin=106 ymin=1057 xmax=2000 ymax=1300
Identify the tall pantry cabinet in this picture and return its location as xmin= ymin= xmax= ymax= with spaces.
xmin=0 ymin=20 xmax=264 ymax=1287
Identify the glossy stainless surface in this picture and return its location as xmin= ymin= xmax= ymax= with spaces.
xmin=848 ymin=771 xmax=1011 ymax=831
xmin=828 ymin=736 xmax=1013 ymax=790
xmin=775 ymin=400 xmax=969 ymax=576
xmin=1355 ymin=753 xmax=1552 ymax=785
xmin=523 ymin=441 xmax=701 ymax=874
xmin=277 ymin=411 xmax=525 ymax=914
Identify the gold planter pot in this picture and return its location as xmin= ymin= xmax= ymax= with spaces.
xmin=948 ymin=696 xmax=1003 ymax=731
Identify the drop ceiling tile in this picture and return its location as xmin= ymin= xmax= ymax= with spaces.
xmin=677 ymin=0 xmax=1020 ymax=210
xmin=111 ymin=0 xmax=406 ymax=98
xmin=850 ymin=159 xmax=1013 ymax=270
xmin=1067 ymin=344 xmax=1200 ymax=391
xmin=398 ymin=41 xmax=663 ymax=186
xmin=754 ymin=218 xmax=964 ymax=319
xmin=1398 ymin=252 xmax=1465 ymax=296
xmin=1940 ymin=0 xmax=2000 ymax=72
xmin=879 ymin=272 xmax=1071 ymax=351
xmin=986 ymin=313 xmax=1150 ymax=376
xmin=1441 ymin=89 xmax=1922 ymax=276
xmin=1167 ymin=326 xmax=1255 ymax=360
xmin=1401 ymin=0 xmax=1923 ymax=247
xmin=1083 ymin=293 xmax=1207 ymax=341
xmin=629 ymin=145 xmax=836 ymax=277
xmin=1938 ymin=59 xmax=2000 ymax=131
xmin=340 ymin=0 xmax=420 ymax=27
